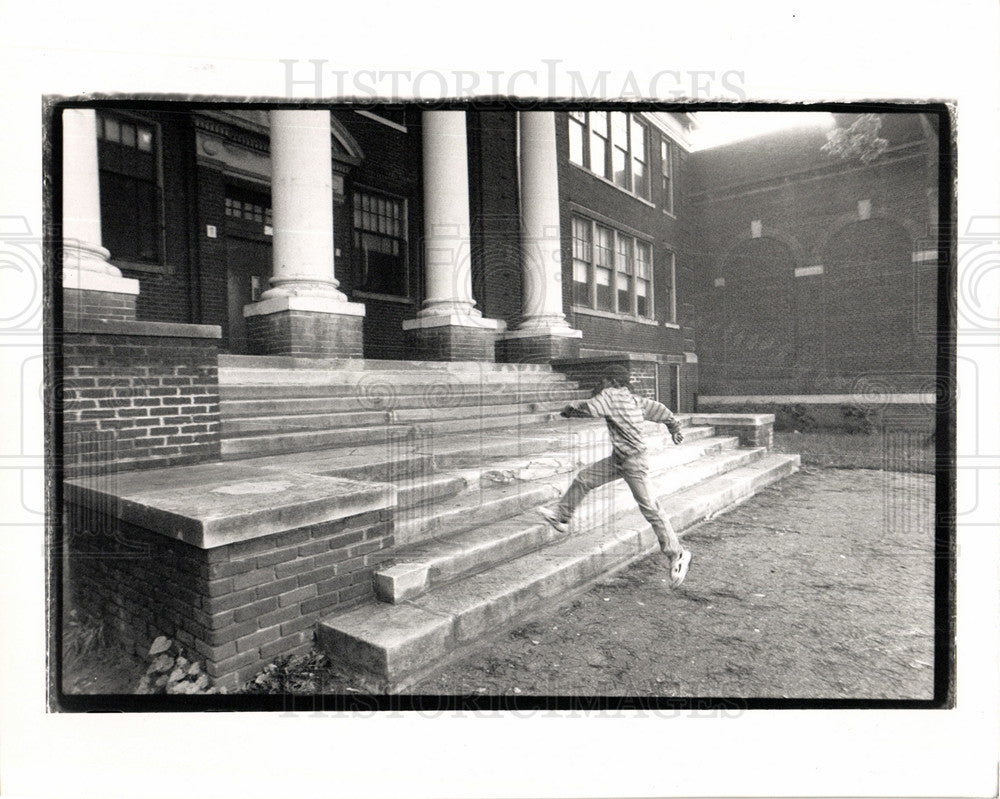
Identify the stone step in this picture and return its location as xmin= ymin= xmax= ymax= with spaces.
xmin=221 ymin=415 xmax=710 ymax=470
xmin=316 ymin=452 xmax=801 ymax=691
xmin=220 ymin=399 xmax=574 ymax=436
xmin=424 ymin=420 xmax=711 ymax=471
xmin=395 ymin=472 xmax=467 ymax=511
xmin=388 ymin=432 xmax=737 ymax=549
xmin=376 ymin=436 xmax=747 ymax=602
xmin=220 ymin=424 xmax=415 ymax=459
xmin=218 ymin=354 xmax=560 ymax=373
xmin=219 ymin=388 xmax=592 ymax=417
xmin=392 ymin=480 xmax=563 ymax=548
xmin=219 ymin=367 xmax=577 ymax=387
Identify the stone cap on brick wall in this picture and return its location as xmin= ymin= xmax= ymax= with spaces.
xmin=687 ymin=413 xmax=775 ymax=426
xmin=64 ymin=461 xmax=396 ymax=549
xmin=61 ymin=318 xmax=222 ymax=339
xmin=552 ymin=352 xmax=686 ymax=367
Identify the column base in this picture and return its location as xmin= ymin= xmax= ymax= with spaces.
xmin=497 ymin=325 xmax=583 ymax=363
xmin=244 ymin=297 xmax=366 ymax=358
xmin=402 ymin=315 xmax=503 ymax=362
xmin=63 ymin=269 xmax=141 ymax=322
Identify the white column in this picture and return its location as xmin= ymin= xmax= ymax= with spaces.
xmin=506 ymin=111 xmax=580 ymax=340
xmin=246 ymin=109 xmax=363 ymax=319
xmin=61 ymin=108 xmax=139 ymax=296
xmin=404 ymin=110 xmax=500 ymax=331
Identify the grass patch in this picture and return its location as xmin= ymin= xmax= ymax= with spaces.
xmin=773 ymin=431 xmax=935 ymax=473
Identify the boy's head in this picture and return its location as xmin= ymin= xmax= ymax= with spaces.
xmin=602 ymin=365 xmax=632 ymax=389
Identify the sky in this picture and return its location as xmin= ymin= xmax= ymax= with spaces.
xmin=690 ymin=111 xmax=837 ymax=151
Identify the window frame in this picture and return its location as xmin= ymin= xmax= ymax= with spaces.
xmin=660 ymin=136 xmax=675 ymax=215
xmin=660 ymin=248 xmax=677 ymax=325
xmin=95 ymin=111 xmax=169 ymax=273
xmin=350 ymin=186 xmax=410 ymax=300
xmin=567 ymin=111 xmax=652 ymax=202
xmin=570 ymin=213 xmax=656 ymax=321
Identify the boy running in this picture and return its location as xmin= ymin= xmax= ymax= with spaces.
xmin=539 ymin=365 xmax=692 ymax=588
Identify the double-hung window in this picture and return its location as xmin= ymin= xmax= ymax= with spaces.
xmin=567 ymin=111 xmax=651 ymax=201
xmin=660 ymin=137 xmax=674 ymax=214
xmin=352 ymin=190 xmax=408 ymax=297
xmin=571 ymin=214 xmax=655 ymax=319
xmin=96 ymin=113 xmax=164 ymax=266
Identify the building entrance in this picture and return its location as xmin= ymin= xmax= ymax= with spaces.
xmin=223 ymin=186 xmax=272 ymax=353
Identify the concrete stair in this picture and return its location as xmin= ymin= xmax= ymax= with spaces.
xmin=216 ymin=355 xmax=799 ymax=692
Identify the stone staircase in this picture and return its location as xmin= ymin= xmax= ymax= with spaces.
xmin=218 ymin=355 xmax=799 ymax=691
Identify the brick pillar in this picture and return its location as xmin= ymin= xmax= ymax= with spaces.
xmin=243 ymin=110 xmax=365 ymax=358
xmin=61 ymin=108 xmax=140 ymax=322
xmin=498 ymin=111 xmax=581 ymax=363
xmin=403 ymin=110 xmax=503 ymax=361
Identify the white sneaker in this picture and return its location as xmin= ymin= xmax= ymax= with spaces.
xmin=668 ymin=549 xmax=692 ymax=588
xmin=538 ymin=506 xmax=569 ymax=533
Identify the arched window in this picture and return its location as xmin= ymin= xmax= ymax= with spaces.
xmin=821 ymin=219 xmax=912 ymax=371
xmin=720 ymin=237 xmax=796 ymax=369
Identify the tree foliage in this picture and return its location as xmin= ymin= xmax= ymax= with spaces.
xmin=821 ymin=114 xmax=889 ymax=164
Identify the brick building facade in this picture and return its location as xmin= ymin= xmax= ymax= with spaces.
xmin=687 ymin=112 xmax=941 ymax=428
xmin=61 ymin=105 xmax=943 ymax=450
xmin=56 ymin=105 xmax=941 ymax=689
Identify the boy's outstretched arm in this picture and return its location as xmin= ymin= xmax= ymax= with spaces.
xmin=559 ymin=400 xmax=596 ymax=419
xmin=638 ymin=397 xmax=685 ymax=444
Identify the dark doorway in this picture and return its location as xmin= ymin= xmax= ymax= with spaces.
xmin=223 ymin=185 xmax=272 ymax=353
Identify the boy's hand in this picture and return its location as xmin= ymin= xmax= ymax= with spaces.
xmin=671 ymin=431 xmax=684 ymax=445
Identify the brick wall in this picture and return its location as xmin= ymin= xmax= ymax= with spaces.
xmin=244 ymin=310 xmax=364 ymax=359
xmin=496 ymin=334 xmax=581 ymax=364
xmin=63 ymin=288 xmax=136 ymax=322
xmin=361 ymin=299 xmax=414 ymax=360
xmin=61 ymin=319 xmax=222 ymax=477
xmin=689 ymin=114 xmax=939 ymax=398
xmin=65 ymin=502 xmax=393 ymax=689
xmin=405 ymin=325 xmax=497 ymax=362
xmin=552 ymin=356 xmax=664 ymax=400
xmin=467 ymin=110 xmax=523 ymax=327
xmin=194 ymin=164 xmax=229 ymax=333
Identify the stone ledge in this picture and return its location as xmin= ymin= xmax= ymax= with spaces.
xmin=64 ymin=461 xmax=396 ymax=549
xmin=61 ymin=318 xmax=222 ymax=339
xmin=687 ymin=413 xmax=776 ymax=426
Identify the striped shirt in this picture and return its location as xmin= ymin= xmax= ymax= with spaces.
xmin=566 ymin=387 xmax=680 ymax=459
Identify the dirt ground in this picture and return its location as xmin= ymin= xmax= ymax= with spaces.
xmin=415 ymin=466 xmax=936 ymax=699
xmin=62 ymin=463 xmax=937 ymax=700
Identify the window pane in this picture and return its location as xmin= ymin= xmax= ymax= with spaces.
xmin=595 ymin=266 xmax=613 ymax=310
xmin=137 ymin=126 xmax=154 ymax=152
xmin=615 ymin=235 xmax=633 ymax=274
xmin=632 ymin=158 xmax=648 ymax=198
xmin=121 ymin=123 xmax=136 ymax=148
xmin=569 ymin=118 xmax=585 ymax=166
xmin=616 ymin=272 xmax=632 ymax=313
xmin=613 ymin=146 xmax=628 ymax=188
xmin=572 ymin=217 xmax=592 ymax=261
xmin=610 ymin=112 xmax=629 ymax=148
xmin=631 ymin=118 xmax=645 ymax=155
xmin=635 ymin=241 xmax=651 ymax=278
xmin=595 ymin=225 xmax=613 ymax=267
xmin=103 ymin=116 xmax=120 ymax=142
xmin=589 ymin=111 xmax=608 ymax=137
xmin=590 ymin=133 xmax=606 ymax=176
xmin=636 ymin=279 xmax=649 ymax=317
